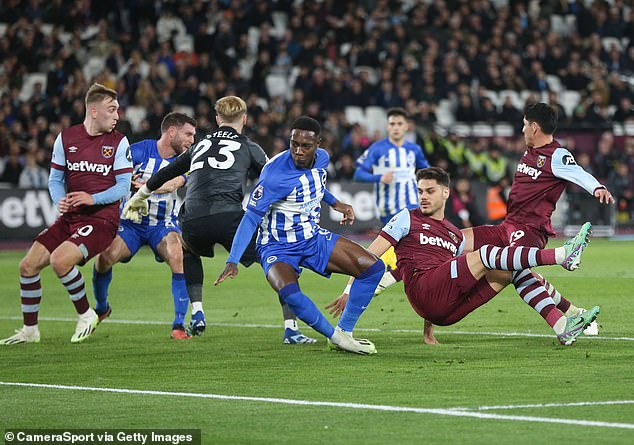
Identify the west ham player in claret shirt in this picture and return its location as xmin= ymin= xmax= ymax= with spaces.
xmin=328 ymin=167 xmax=600 ymax=346
xmin=1 ymin=83 xmax=132 ymax=346
xmin=461 ymin=103 xmax=614 ymax=337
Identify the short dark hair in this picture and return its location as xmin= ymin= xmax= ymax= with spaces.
xmin=416 ymin=167 xmax=451 ymax=187
xmin=291 ymin=116 xmax=321 ymax=136
xmin=387 ymin=107 xmax=408 ymax=120
xmin=161 ymin=112 xmax=197 ymax=133
xmin=524 ymin=102 xmax=557 ymax=135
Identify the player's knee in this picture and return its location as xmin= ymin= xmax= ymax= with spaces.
xmin=49 ymin=252 xmax=73 ymax=277
xmin=278 ymin=283 xmax=301 ymax=304
xmin=95 ymin=252 xmax=114 ymax=272
xmin=19 ymin=255 xmax=39 ymax=276
xmin=358 ymin=259 xmax=385 ymax=284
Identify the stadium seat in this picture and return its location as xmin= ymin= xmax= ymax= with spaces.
xmin=344 ymin=106 xmax=367 ymax=128
xmin=624 ymin=122 xmax=634 ymax=136
xmin=435 ymin=99 xmax=454 ymax=127
xmin=546 ymin=75 xmax=563 ymax=92
xmin=0 ymin=23 xmax=7 ymax=37
xmin=265 ymin=73 xmax=289 ymax=99
xmin=494 ymin=123 xmax=515 ymax=137
xmin=601 ymin=37 xmax=622 ymax=52
xmin=18 ymin=73 xmax=47 ymax=102
xmin=173 ymin=105 xmax=194 ymax=117
xmin=125 ymin=106 xmax=147 ymax=133
xmin=472 ymin=123 xmax=494 ymax=137
xmin=247 ymin=27 xmax=260 ymax=55
xmin=612 ymin=123 xmax=624 ymax=136
xmin=353 ymin=66 xmax=378 ymax=85
xmin=561 ymin=90 xmax=580 ymax=117
xmin=500 ymin=90 xmax=523 ymax=110
xmin=450 ymin=123 xmax=471 ymax=137
xmin=365 ymin=106 xmax=387 ymax=136
xmin=83 ymin=57 xmax=105 ymax=82
xmin=271 ymin=11 xmax=288 ymax=38
xmin=174 ymin=34 xmax=193 ymax=52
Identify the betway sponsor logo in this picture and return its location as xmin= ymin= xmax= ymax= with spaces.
xmin=419 ymin=233 xmax=457 ymax=254
xmin=66 ymin=160 xmax=112 ymax=176
xmin=1 ymin=190 xmax=58 ymax=229
xmin=517 ymin=162 xmax=542 ymax=180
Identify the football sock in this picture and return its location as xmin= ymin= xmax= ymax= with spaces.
xmin=60 ymin=266 xmax=89 ymax=314
xmin=183 ymin=251 xmax=203 ymax=306
xmin=279 ymin=283 xmax=334 ymax=338
xmin=553 ymin=316 xmax=567 ymax=335
xmin=20 ymin=273 xmax=41 ymax=326
xmin=191 ymin=302 xmax=203 ymax=315
xmin=480 ymin=245 xmax=557 ymax=270
xmin=284 ymin=319 xmax=299 ymax=331
xmin=92 ymin=266 xmax=112 ymax=313
xmin=171 ymin=273 xmax=188 ymax=327
xmin=512 ymin=269 xmax=563 ymax=329
xmin=339 ymin=260 xmax=384 ymax=332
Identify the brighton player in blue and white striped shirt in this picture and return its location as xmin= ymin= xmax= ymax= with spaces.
xmin=92 ymin=112 xmax=196 ymax=339
xmin=354 ymin=107 xmax=430 ymax=225
xmin=215 ymin=116 xmax=385 ymax=354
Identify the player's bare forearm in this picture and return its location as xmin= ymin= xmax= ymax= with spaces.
xmin=214 ymin=262 xmax=239 ymax=286
xmin=366 ymin=235 xmax=392 ymax=258
xmin=153 ymin=176 xmax=185 ymax=194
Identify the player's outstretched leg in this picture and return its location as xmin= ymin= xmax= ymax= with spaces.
xmin=170 ymin=273 xmax=191 ymax=340
xmin=479 ymin=223 xmax=592 ymax=272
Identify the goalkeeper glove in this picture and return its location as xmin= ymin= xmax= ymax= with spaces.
xmin=122 ymin=185 xmax=152 ymax=223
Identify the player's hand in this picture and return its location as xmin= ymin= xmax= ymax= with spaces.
xmin=380 ymin=171 xmax=394 ymax=184
xmin=594 ymin=187 xmax=615 ymax=204
xmin=325 ymin=292 xmax=349 ymax=318
xmin=423 ymin=319 xmax=439 ymax=345
xmin=66 ymin=191 xmax=94 ymax=207
xmin=332 ymin=201 xmax=355 ymax=225
xmin=215 ymin=262 xmax=239 ymax=286
xmin=57 ymin=197 xmax=72 ymax=214
xmin=131 ymin=173 xmax=145 ymax=191
xmin=122 ymin=192 xmax=149 ymax=223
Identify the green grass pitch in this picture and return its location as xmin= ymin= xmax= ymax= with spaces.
xmin=1 ymin=239 xmax=633 ymax=444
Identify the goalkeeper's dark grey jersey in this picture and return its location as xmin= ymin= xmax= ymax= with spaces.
xmin=146 ymin=125 xmax=268 ymax=222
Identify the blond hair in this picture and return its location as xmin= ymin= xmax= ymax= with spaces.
xmin=214 ymin=96 xmax=247 ymax=123
xmin=85 ymin=83 xmax=118 ymax=108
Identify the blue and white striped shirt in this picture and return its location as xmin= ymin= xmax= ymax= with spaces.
xmin=247 ymin=148 xmax=329 ymax=246
xmin=125 ymin=139 xmax=184 ymax=226
xmin=355 ymin=138 xmax=429 ymax=220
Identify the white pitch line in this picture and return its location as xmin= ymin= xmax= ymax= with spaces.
xmin=451 ymin=400 xmax=634 ymax=411
xmin=1 ymin=316 xmax=633 ymax=341
xmin=1 ymin=382 xmax=633 ymax=430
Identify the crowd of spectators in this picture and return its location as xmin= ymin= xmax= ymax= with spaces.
xmin=0 ymin=0 xmax=632 ymax=220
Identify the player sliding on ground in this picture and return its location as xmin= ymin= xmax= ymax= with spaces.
xmin=327 ymin=167 xmax=599 ymax=346
xmin=216 ymin=116 xmax=385 ymax=355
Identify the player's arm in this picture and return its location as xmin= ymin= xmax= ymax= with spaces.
xmin=152 ymin=176 xmax=186 ymax=194
xmin=48 ymin=133 xmax=69 ymax=213
xmin=552 ymin=148 xmax=615 ymax=204
xmin=353 ymin=147 xmax=393 ymax=184
xmin=323 ymin=188 xmax=355 ymax=225
xmin=248 ymin=140 xmax=269 ymax=177
xmin=123 ymin=150 xmax=191 ymax=222
xmin=414 ymin=144 xmax=430 ymax=168
xmin=214 ymin=208 xmax=265 ymax=285
xmin=65 ymin=137 xmax=133 ymax=208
